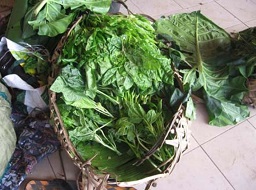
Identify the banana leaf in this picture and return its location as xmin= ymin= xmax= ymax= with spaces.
xmin=76 ymin=142 xmax=160 ymax=182
xmin=154 ymin=11 xmax=250 ymax=126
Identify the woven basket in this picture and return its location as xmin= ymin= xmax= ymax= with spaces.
xmin=49 ymin=14 xmax=190 ymax=190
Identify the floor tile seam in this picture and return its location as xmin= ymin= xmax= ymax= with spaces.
xmin=245 ymin=18 xmax=256 ymax=24
xmin=182 ymin=140 xmax=236 ymax=189
xmin=173 ymin=0 xmax=215 ymax=9
xmin=129 ymin=0 xmax=144 ymax=13
xmin=129 ymin=0 xmax=184 ymax=17
xmin=248 ymin=110 xmax=256 ymax=119
xmin=172 ymin=0 xmax=185 ymax=9
xmin=249 ymin=113 xmax=256 ymax=119
xmin=194 ymin=119 xmax=248 ymax=146
xmin=223 ymin=22 xmax=247 ymax=31
xmin=214 ymin=0 xmax=249 ymax=25
xmin=153 ymin=8 xmax=184 ymax=17
xmin=183 ymin=140 xmax=201 ymax=155
xmin=200 ymin=146 xmax=236 ymax=190
xmin=247 ymin=119 xmax=256 ymax=130
xmin=242 ymin=22 xmax=251 ymax=28
xmin=47 ymin=156 xmax=58 ymax=179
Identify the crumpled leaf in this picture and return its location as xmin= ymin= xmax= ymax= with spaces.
xmin=155 ymin=11 xmax=249 ymax=126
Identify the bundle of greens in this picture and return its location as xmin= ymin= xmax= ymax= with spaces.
xmin=24 ymin=0 xmax=112 ymax=37
xmin=234 ymin=27 xmax=256 ymax=107
xmin=154 ymin=11 xmax=255 ymax=126
xmin=50 ymin=13 xmax=185 ymax=181
xmin=6 ymin=0 xmax=113 ymax=51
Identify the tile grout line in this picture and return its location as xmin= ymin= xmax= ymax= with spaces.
xmin=129 ymin=0 xmax=145 ymax=14
xmin=195 ymin=119 xmax=249 ymax=147
xmin=183 ymin=135 xmax=201 ymax=155
xmin=47 ymin=156 xmax=58 ymax=179
xmin=248 ymin=108 xmax=256 ymax=119
xmin=214 ymin=0 xmax=249 ymax=27
xmin=172 ymin=0 xmax=184 ymax=9
xmin=192 ymin=121 xmax=256 ymax=190
xmin=185 ymin=134 xmax=236 ymax=189
xmin=200 ymin=146 xmax=236 ymax=190
xmin=184 ymin=119 xmax=251 ymax=155
xmin=191 ymin=135 xmax=236 ymax=189
xmin=247 ymin=119 xmax=256 ymax=130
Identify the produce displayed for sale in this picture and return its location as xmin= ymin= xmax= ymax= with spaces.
xmin=50 ymin=13 xmax=187 ymax=182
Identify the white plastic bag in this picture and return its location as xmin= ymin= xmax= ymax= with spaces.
xmin=0 ymin=37 xmax=48 ymax=113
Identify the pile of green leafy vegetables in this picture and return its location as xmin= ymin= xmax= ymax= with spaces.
xmin=50 ymin=13 xmax=184 ymax=181
xmin=10 ymin=1 xmax=256 ymax=128
xmin=24 ymin=0 xmax=112 ymax=37
xmin=5 ymin=0 xmax=113 ymax=51
xmin=154 ymin=11 xmax=256 ymax=126
xmin=49 ymin=9 xmax=256 ymax=181
xmin=10 ymin=0 xmax=256 ymax=182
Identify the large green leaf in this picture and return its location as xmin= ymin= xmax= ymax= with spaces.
xmin=5 ymin=0 xmax=29 ymax=41
xmin=155 ymin=11 xmax=249 ymax=126
xmin=25 ymin=0 xmax=112 ymax=37
xmin=76 ymin=142 xmax=160 ymax=182
xmin=62 ymin=0 xmax=112 ymax=12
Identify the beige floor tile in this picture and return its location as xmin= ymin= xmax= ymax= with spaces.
xmin=119 ymin=0 xmax=143 ymax=15
xmin=224 ymin=22 xmax=248 ymax=34
xmin=26 ymin=155 xmax=56 ymax=180
xmin=128 ymin=0 xmax=182 ymax=19
xmin=248 ymin=114 xmax=256 ymax=129
xmin=181 ymin=1 xmax=241 ymax=29
xmin=191 ymin=103 xmax=234 ymax=145
xmin=216 ymin=0 xmax=256 ymax=23
xmin=137 ymin=147 xmax=233 ymax=190
xmin=249 ymin=106 xmax=256 ymax=118
xmin=245 ymin=19 xmax=256 ymax=27
xmin=185 ymin=135 xmax=200 ymax=154
xmin=202 ymin=121 xmax=256 ymax=190
xmin=174 ymin=0 xmax=214 ymax=9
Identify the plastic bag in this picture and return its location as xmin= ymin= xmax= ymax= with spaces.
xmin=0 ymin=37 xmax=49 ymax=113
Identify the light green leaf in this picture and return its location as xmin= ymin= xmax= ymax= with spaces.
xmin=155 ymin=11 xmax=249 ymax=126
xmin=101 ymin=67 xmax=118 ymax=86
xmin=115 ymin=117 xmax=136 ymax=143
xmin=61 ymin=0 xmax=112 ymax=12
xmin=29 ymin=12 xmax=75 ymax=37
xmin=185 ymin=97 xmax=196 ymax=120
xmin=26 ymin=0 xmax=112 ymax=36
xmin=123 ymin=76 xmax=133 ymax=90
xmin=145 ymin=110 xmax=160 ymax=124
xmin=205 ymin=93 xmax=249 ymax=126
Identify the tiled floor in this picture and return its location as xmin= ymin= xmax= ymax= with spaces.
xmin=23 ymin=0 xmax=256 ymax=190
